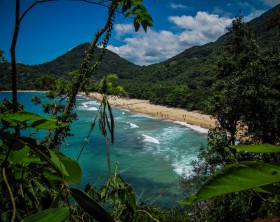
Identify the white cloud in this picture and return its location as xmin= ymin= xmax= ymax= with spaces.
xmin=169 ymin=2 xmax=189 ymax=10
xmin=259 ymin=0 xmax=279 ymax=7
xmin=108 ymin=12 xmax=232 ymax=65
xmin=114 ymin=23 xmax=135 ymax=38
xmin=169 ymin=12 xmax=231 ymax=30
xmin=169 ymin=12 xmax=232 ymax=43
xmin=108 ymin=29 xmax=181 ymax=65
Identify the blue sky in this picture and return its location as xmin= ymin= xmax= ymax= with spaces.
xmin=0 ymin=0 xmax=279 ymax=65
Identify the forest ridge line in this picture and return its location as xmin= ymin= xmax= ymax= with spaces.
xmin=0 ymin=4 xmax=279 ymax=111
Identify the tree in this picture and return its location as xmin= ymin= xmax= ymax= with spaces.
xmin=207 ymin=16 xmax=261 ymax=144
xmin=180 ymin=15 xmax=280 ymax=221
xmin=10 ymin=0 xmax=56 ymax=112
xmin=1 ymin=1 xmax=153 ymax=221
xmin=97 ymin=73 xmax=127 ymax=96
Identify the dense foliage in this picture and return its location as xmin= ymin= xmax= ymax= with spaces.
xmin=180 ymin=14 xmax=280 ymax=222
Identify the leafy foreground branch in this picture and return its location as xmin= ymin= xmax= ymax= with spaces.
xmin=178 ymin=15 xmax=280 ymax=221
xmin=0 ymin=109 xmax=130 ymax=221
xmin=1 ymin=0 xmax=155 ymax=221
xmin=180 ymin=144 xmax=280 ymax=205
xmin=0 ymin=104 xmax=190 ymax=221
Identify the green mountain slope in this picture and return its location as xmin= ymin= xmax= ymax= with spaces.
xmin=1 ymin=4 xmax=279 ymax=110
xmin=0 ymin=43 xmax=141 ymax=90
xmin=115 ymin=4 xmax=280 ymax=108
xmin=32 ymin=43 xmax=141 ymax=79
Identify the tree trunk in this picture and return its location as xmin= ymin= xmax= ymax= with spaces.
xmin=10 ymin=0 xmax=20 ymax=113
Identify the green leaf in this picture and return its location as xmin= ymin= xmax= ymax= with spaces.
xmin=134 ymin=19 xmax=140 ymax=32
xmin=230 ymin=143 xmax=280 ymax=153
xmin=31 ymin=146 xmax=66 ymax=177
xmin=8 ymin=111 xmax=42 ymax=122
xmin=99 ymin=185 xmax=109 ymax=200
xmin=31 ymin=119 xmax=68 ymax=130
xmin=49 ymin=150 xmax=69 ymax=177
xmin=22 ymin=156 xmax=43 ymax=165
xmin=70 ymin=187 xmax=114 ymax=222
xmin=0 ymin=111 xmax=67 ymax=129
xmin=23 ymin=207 xmax=69 ymax=222
xmin=43 ymin=171 xmax=64 ymax=191
xmin=141 ymin=20 xmax=148 ymax=32
xmin=125 ymin=11 xmax=132 ymax=18
xmin=111 ymin=174 xmax=126 ymax=189
xmin=0 ymin=116 xmax=18 ymax=126
xmin=121 ymin=2 xmax=129 ymax=13
xmin=56 ymin=152 xmax=82 ymax=183
xmin=12 ymin=165 xmax=30 ymax=179
xmin=8 ymin=145 xmax=30 ymax=164
xmin=179 ymin=161 xmax=280 ymax=205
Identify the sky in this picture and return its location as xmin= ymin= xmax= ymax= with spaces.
xmin=0 ymin=0 xmax=279 ymax=66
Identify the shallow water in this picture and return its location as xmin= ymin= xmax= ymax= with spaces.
xmin=0 ymin=92 xmax=207 ymax=208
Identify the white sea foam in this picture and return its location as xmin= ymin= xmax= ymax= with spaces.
xmin=83 ymin=100 xmax=100 ymax=106
xmin=119 ymin=108 xmax=130 ymax=112
xmin=87 ymin=107 xmax=98 ymax=111
xmin=132 ymin=114 xmax=154 ymax=119
xmin=158 ymin=126 xmax=184 ymax=142
xmin=172 ymin=160 xmax=194 ymax=177
xmin=142 ymin=134 xmax=160 ymax=144
xmin=77 ymin=105 xmax=98 ymax=111
xmin=77 ymin=106 xmax=86 ymax=110
xmin=173 ymin=121 xmax=209 ymax=134
xmin=77 ymin=100 xmax=100 ymax=111
xmin=163 ymin=119 xmax=173 ymax=123
xmin=129 ymin=123 xmax=139 ymax=128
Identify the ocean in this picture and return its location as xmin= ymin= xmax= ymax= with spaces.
xmin=0 ymin=92 xmax=207 ymax=208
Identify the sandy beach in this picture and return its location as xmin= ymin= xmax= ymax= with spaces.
xmin=2 ymin=90 xmax=216 ymax=129
xmin=82 ymin=92 xmax=216 ymax=129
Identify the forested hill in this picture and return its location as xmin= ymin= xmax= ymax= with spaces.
xmin=33 ymin=43 xmax=141 ymax=80
xmin=115 ymin=3 xmax=280 ymax=109
xmin=0 ymin=43 xmax=141 ymax=90
xmin=1 ymin=4 xmax=279 ymax=110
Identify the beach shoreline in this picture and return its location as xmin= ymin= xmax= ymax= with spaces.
xmin=1 ymin=90 xmax=216 ymax=130
xmin=81 ymin=92 xmax=216 ymax=130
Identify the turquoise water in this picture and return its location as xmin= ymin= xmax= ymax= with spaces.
xmin=0 ymin=92 xmax=207 ymax=208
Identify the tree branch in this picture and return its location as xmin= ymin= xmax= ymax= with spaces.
xmin=2 ymin=168 xmax=16 ymax=222
xmin=72 ymin=0 xmax=122 ymax=13
xmin=20 ymin=0 xmax=57 ymax=22
xmin=64 ymin=0 xmax=118 ymax=116
xmin=72 ymin=0 xmax=110 ymax=8
xmin=51 ymin=0 xmax=118 ymax=148
xmin=10 ymin=0 xmax=20 ymax=112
